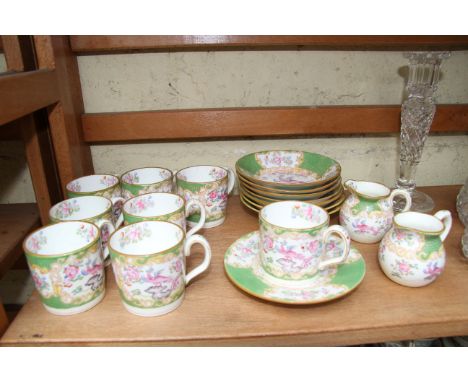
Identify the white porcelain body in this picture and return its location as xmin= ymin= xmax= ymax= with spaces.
xmin=122 ymin=192 xmax=205 ymax=237
xmin=120 ymin=167 xmax=173 ymax=200
xmin=259 ymin=201 xmax=351 ymax=281
xmin=23 ymin=221 xmax=105 ymax=315
xmin=175 ymin=165 xmax=235 ymax=228
xmin=109 ymin=221 xmax=211 ymax=316
xmin=340 ymin=180 xmax=412 ymax=244
xmin=378 ymin=210 xmax=452 ymax=287
xmin=65 ymin=174 xmax=125 ymax=223
xmin=49 ymin=195 xmax=124 ymax=262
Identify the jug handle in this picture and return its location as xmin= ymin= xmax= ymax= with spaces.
xmin=343 ymin=180 xmax=357 ymax=192
xmin=434 ymin=210 xmax=452 ymax=242
xmin=388 ymin=189 xmax=412 ymax=212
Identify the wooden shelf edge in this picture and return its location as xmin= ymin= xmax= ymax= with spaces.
xmin=81 ymin=104 xmax=468 ymax=143
xmin=70 ymin=35 xmax=468 ymax=54
xmin=0 ymin=70 xmax=59 ymax=126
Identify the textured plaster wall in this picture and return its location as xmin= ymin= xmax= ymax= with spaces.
xmin=0 ymin=53 xmax=6 ymax=73
xmin=1 ymin=50 xmax=467 ymax=203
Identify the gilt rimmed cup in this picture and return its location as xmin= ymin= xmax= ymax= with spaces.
xmin=23 ymin=221 xmax=105 ymax=315
xmin=49 ymin=196 xmax=124 ymax=263
xmin=259 ymin=201 xmax=351 ymax=281
xmin=109 ymin=221 xmax=211 ymax=317
xmin=175 ymin=165 xmax=235 ymax=228
xmin=66 ymin=174 xmax=125 ymax=222
xmin=122 ymin=192 xmax=205 ymax=238
xmin=121 ymin=167 xmax=173 ymax=200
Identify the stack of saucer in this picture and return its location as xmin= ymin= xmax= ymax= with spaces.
xmin=236 ymin=150 xmax=345 ymax=214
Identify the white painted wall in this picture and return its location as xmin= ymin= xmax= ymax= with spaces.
xmin=1 ymin=50 xmax=467 ymax=203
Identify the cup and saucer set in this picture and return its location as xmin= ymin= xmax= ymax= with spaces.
xmin=224 ymin=150 xmax=366 ymax=305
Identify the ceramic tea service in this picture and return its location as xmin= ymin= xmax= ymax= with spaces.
xmin=340 ymin=180 xmax=412 ymax=243
xmin=49 ymin=196 xmax=124 ymax=263
xmin=108 ymin=221 xmax=211 ymax=316
xmin=122 ymin=192 xmax=206 ymax=238
xmin=378 ymin=210 xmax=452 ymax=287
xmin=120 ymin=167 xmax=173 ymax=200
xmin=224 ymin=200 xmax=366 ymax=304
xmin=66 ymin=174 xmax=125 ymax=220
xmin=175 ymin=165 xmax=235 ymax=228
xmin=23 ymin=221 xmax=105 ymax=315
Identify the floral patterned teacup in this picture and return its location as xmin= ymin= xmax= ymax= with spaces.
xmin=49 ymin=196 xmax=124 ymax=263
xmin=66 ymin=174 xmax=125 ymax=222
xmin=378 ymin=210 xmax=452 ymax=287
xmin=23 ymin=221 xmax=105 ymax=315
xmin=109 ymin=221 xmax=211 ymax=317
xmin=123 ymin=192 xmax=205 ymax=238
xmin=175 ymin=165 xmax=235 ymax=228
xmin=340 ymin=180 xmax=411 ymax=244
xmin=259 ymin=201 xmax=351 ymax=281
xmin=121 ymin=167 xmax=173 ymax=200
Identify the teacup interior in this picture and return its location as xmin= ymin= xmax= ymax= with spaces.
xmin=110 ymin=221 xmax=184 ymax=255
xmin=353 ymin=181 xmax=390 ymax=198
xmin=25 ymin=222 xmax=99 ymax=256
xmin=177 ymin=166 xmax=226 ymax=183
xmin=395 ymin=211 xmax=443 ymax=233
xmin=261 ymin=201 xmax=328 ymax=229
xmin=124 ymin=193 xmax=183 ymax=217
xmin=122 ymin=167 xmax=171 ymax=185
xmin=51 ymin=196 xmax=111 ymax=220
xmin=67 ymin=174 xmax=118 ymax=193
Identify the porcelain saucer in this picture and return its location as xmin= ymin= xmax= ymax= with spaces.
xmin=224 ymin=231 xmax=366 ymax=304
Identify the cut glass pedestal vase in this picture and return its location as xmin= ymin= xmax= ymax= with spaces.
xmin=456 ymin=177 xmax=468 ymax=258
xmin=394 ymin=51 xmax=451 ymax=213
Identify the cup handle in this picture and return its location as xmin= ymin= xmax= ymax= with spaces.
xmin=434 ymin=210 xmax=452 ymax=242
xmin=185 ymin=200 xmax=206 ymax=238
xmin=343 ymin=179 xmax=357 ymax=192
xmin=95 ymin=219 xmax=115 ymax=262
xmin=110 ymin=196 xmax=125 ymax=227
xmin=318 ymin=225 xmax=351 ymax=270
xmin=222 ymin=166 xmax=236 ymax=194
xmin=172 ymin=169 xmax=178 ymax=192
xmin=388 ymin=189 xmax=412 ymax=212
xmin=183 ymin=234 xmax=212 ymax=285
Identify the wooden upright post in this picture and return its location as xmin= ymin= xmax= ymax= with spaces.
xmin=33 ymin=36 xmax=94 ymax=193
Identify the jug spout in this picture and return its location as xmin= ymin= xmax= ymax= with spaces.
xmin=344 ymin=180 xmax=390 ymax=200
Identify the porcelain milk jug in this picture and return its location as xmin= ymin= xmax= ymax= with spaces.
xmin=378 ymin=210 xmax=452 ymax=287
xmin=339 ymin=180 xmax=412 ymax=243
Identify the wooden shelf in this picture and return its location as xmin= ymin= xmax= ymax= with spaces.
xmin=70 ymin=36 xmax=468 ymax=54
xmin=82 ymin=105 xmax=468 ymax=143
xmin=1 ymin=186 xmax=467 ymax=346
xmin=0 ymin=203 xmax=40 ymax=278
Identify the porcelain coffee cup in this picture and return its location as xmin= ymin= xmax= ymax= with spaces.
xmin=23 ymin=221 xmax=105 ymax=315
xmin=175 ymin=165 xmax=235 ymax=228
xmin=66 ymin=174 xmax=125 ymax=222
xmin=109 ymin=221 xmax=211 ymax=317
xmin=49 ymin=196 xmax=124 ymax=263
xmin=120 ymin=167 xmax=173 ymax=200
xmin=259 ymin=201 xmax=351 ymax=281
xmin=122 ymin=192 xmax=205 ymax=238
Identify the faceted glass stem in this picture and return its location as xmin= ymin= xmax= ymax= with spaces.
xmin=394 ymin=52 xmax=450 ymax=213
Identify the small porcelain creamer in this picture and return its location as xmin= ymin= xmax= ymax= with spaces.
xmin=378 ymin=210 xmax=452 ymax=287
xmin=339 ymin=180 xmax=412 ymax=243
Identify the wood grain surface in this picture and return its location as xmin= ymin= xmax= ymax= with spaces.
xmin=1 ymin=186 xmax=467 ymax=346
xmin=0 ymin=69 xmax=59 ymax=126
xmin=33 ymin=36 xmax=94 ymax=192
xmin=0 ymin=203 xmax=40 ymax=279
xmin=81 ymin=105 xmax=468 ymax=143
xmin=70 ymin=35 xmax=468 ymax=53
